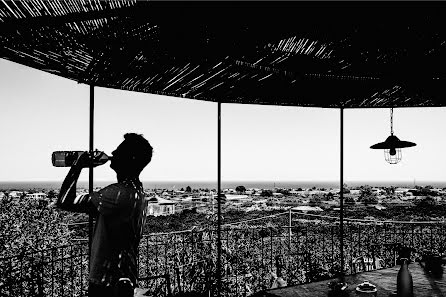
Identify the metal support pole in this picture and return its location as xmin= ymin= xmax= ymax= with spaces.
xmin=339 ymin=107 xmax=345 ymax=280
xmin=217 ymin=101 xmax=222 ymax=296
xmin=88 ymin=85 xmax=94 ymax=262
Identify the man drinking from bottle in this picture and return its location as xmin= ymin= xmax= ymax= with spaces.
xmin=56 ymin=133 xmax=153 ymax=297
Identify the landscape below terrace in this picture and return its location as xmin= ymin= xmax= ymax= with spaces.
xmin=1 ymin=183 xmax=446 ymax=296
xmin=2 ymin=183 xmax=446 ymax=254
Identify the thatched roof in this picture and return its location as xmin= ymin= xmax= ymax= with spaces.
xmin=1 ymin=1 xmax=446 ymax=108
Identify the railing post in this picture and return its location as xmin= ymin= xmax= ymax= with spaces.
xmin=430 ymin=224 xmax=434 ymax=253
xmin=8 ymin=258 xmax=13 ymax=296
xmin=175 ymin=267 xmax=182 ymax=293
xmin=60 ymin=247 xmax=64 ymax=297
xmin=288 ymin=208 xmax=292 ymax=250
xmin=70 ymin=244 xmax=74 ymax=295
xmin=20 ymin=253 xmax=24 ymax=296
xmin=288 ymin=208 xmax=292 ymax=273
xmin=270 ymin=227 xmax=273 ymax=273
xmin=51 ymin=248 xmax=55 ymax=297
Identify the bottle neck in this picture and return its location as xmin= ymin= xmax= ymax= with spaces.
xmin=400 ymin=257 xmax=409 ymax=268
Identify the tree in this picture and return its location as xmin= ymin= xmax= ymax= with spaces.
xmin=345 ymin=196 xmax=355 ymax=205
xmin=276 ymin=188 xmax=290 ymax=196
xmin=415 ymin=196 xmax=437 ymax=208
xmin=47 ymin=190 xmax=57 ymax=199
xmin=261 ymin=190 xmax=273 ymax=197
xmin=186 ymin=186 xmax=192 ymax=193
xmin=360 ymin=185 xmax=373 ymax=198
xmin=309 ymin=195 xmax=322 ymax=206
xmin=384 ymin=186 xmax=396 ymax=196
xmin=235 ymin=186 xmax=246 ymax=194
xmin=362 ymin=195 xmax=378 ymax=205
xmin=410 ymin=187 xmax=437 ymax=196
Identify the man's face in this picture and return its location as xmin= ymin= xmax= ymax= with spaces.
xmin=110 ymin=142 xmax=130 ymax=173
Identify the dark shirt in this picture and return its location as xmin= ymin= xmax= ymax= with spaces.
xmin=58 ymin=179 xmax=147 ymax=286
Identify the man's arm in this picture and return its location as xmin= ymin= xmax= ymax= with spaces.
xmin=56 ymin=152 xmax=96 ymax=214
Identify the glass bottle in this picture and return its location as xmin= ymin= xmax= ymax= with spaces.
xmin=397 ymin=258 xmax=413 ymax=297
xmin=52 ymin=150 xmax=110 ymax=167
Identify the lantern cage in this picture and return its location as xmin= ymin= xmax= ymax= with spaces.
xmin=384 ymin=148 xmax=402 ymax=164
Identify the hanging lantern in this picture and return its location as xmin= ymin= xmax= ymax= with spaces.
xmin=370 ymin=108 xmax=416 ymax=164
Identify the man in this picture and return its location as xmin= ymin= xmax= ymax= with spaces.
xmin=57 ymin=133 xmax=153 ymax=297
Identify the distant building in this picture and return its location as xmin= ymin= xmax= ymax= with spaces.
xmin=291 ymin=206 xmax=323 ymax=213
xmin=304 ymin=190 xmax=328 ymax=196
xmin=400 ymin=195 xmax=414 ymax=201
xmin=9 ymin=191 xmax=23 ymax=198
xmin=146 ymin=196 xmax=176 ymax=216
xmin=322 ymin=200 xmax=339 ymax=206
xmin=245 ymin=204 xmax=262 ymax=212
xmin=214 ymin=194 xmax=251 ymax=203
xmin=395 ymin=188 xmax=409 ymax=195
xmin=26 ymin=192 xmax=47 ymax=199
xmin=372 ymin=188 xmax=384 ymax=195
xmin=350 ymin=190 xmax=361 ymax=195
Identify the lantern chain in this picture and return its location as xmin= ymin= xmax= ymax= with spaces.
xmin=390 ymin=108 xmax=394 ymax=135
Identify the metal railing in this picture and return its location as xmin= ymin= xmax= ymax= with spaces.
xmin=0 ymin=242 xmax=89 ymax=297
xmin=2 ymin=212 xmax=446 ymax=297
xmin=135 ymin=213 xmax=446 ymax=296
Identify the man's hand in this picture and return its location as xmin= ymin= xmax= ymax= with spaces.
xmin=91 ymin=150 xmax=108 ymax=167
xmin=73 ymin=151 xmax=91 ymax=168
xmin=73 ymin=151 xmax=108 ymax=168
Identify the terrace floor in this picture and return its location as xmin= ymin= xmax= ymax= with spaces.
xmin=262 ymin=262 xmax=446 ymax=297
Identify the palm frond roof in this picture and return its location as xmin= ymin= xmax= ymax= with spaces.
xmin=1 ymin=1 xmax=446 ymax=108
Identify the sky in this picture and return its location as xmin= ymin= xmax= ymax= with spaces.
xmin=1 ymin=58 xmax=445 ymax=184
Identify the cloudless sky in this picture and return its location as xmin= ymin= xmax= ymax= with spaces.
xmin=1 ymin=59 xmax=445 ymax=184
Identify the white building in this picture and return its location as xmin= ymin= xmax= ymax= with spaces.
xmin=291 ymin=206 xmax=323 ymax=212
xmin=9 ymin=191 xmax=23 ymax=198
xmin=26 ymin=192 xmax=47 ymax=199
xmin=146 ymin=196 xmax=176 ymax=216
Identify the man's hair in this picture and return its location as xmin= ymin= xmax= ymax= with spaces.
xmin=122 ymin=133 xmax=153 ymax=173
